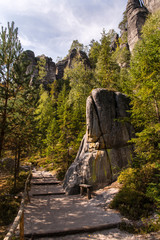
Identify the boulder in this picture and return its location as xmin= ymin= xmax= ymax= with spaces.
xmin=63 ymin=89 xmax=134 ymax=195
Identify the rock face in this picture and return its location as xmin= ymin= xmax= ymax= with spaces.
xmin=63 ymin=89 xmax=134 ymax=195
xmin=143 ymin=0 xmax=160 ymax=13
xmin=127 ymin=0 xmax=148 ymax=52
xmin=25 ymin=50 xmax=56 ymax=88
xmin=127 ymin=0 xmax=160 ymax=52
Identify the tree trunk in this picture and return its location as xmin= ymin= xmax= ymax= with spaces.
xmin=17 ymin=147 xmax=21 ymax=177
xmin=0 ymin=80 xmax=9 ymax=158
xmin=14 ymin=148 xmax=18 ymax=190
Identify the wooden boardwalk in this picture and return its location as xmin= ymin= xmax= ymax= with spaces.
xmin=22 ymin=169 xmax=160 ymax=240
xmin=24 ymin=169 xmax=122 ymax=239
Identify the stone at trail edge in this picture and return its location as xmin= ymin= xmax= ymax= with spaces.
xmin=63 ymin=89 xmax=134 ymax=195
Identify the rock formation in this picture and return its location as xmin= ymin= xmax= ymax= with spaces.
xmin=25 ymin=50 xmax=56 ymax=88
xmin=127 ymin=0 xmax=160 ymax=52
xmin=63 ymin=89 xmax=134 ymax=195
xmin=56 ymin=48 xmax=91 ymax=80
xmin=143 ymin=0 xmax=160 ymax=13
xmin=127 ymin=0 xmax=148 ymax=52
xmin=25 ymin=49 xmax=91 ymax=86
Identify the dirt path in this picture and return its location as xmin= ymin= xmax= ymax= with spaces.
xmin=24 ymin=169 xmax=160 ymax=240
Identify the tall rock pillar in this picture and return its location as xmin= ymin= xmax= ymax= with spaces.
xmin=63 ymin=89 xmax=134 ymax=195
xmin=127 ymin=0 xmax=148 ymax=52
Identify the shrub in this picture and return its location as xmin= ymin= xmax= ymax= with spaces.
xmin=110 ymin=188 xmax=154 ymax=220
xmin=0 ymin=195 xmax=20 ymax=225
xmin=111 ymin=162 xmax=160 ymax=220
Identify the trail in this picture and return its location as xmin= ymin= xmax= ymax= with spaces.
xmin=24 ymin=169 xmax=159 ymax=240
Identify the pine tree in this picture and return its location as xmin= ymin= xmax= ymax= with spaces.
xmin=129 ymin=11 xmax=160 ymax=163
xmin=0 ymin=22 xmax=36 ymax=157
xmin=64 ymin=59 xmax=96 ymax=117
xmin=95 ymin=29 xmax=120 ymax=90
xmin=88 ymin=39 xmax=101 ymax=68
xmin=68 ymin=40 xmax=84 ymax=54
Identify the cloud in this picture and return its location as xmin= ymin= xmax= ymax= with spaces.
xmin=0 ymin=0 xmax=128 ymax=61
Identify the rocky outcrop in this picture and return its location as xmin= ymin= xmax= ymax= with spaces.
xmin=63 ymin=89 xmax=134 ymax=195
xmin=25 ymin=49 xmax=91 ymax=87
xmin=110 ymin=33 xmax=119 ymax=51
xmin=56 ymin=49 xmax=91 ymax=80
xmin=127 ymin=0 xmax=148 ymax=52
xmin=25 ymin=50 xmax=56 ymax=88
xmin=143 ymin=0 xmax=160 ymax=13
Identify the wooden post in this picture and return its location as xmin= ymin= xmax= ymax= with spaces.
xmin=87 ymin=187 xmax=91 ymax=200
xmin=20 ymin=210 xmax=24 ymax=240
xmin=80 ymin=186 xmax=84 ymax=196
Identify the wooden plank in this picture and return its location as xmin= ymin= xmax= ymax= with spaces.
xmin=32 ymin=192 xmax=65 ymax=196
xmin=31 ymin=181 xmax=61 ymax=185
xmin=24 ymin=222 xmax=120 ymax=238
xmin=79 ymin=184 xmax=92 ymax=188
xmin=32 ymin=177 xmax=55 ymax=179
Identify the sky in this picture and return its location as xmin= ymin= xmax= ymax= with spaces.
xmin=0 ymin=0 xmax=128 ymax=62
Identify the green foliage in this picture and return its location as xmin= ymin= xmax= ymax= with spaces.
xmin=0 ymin=21 xmax=38 ymax=190
xmin=118 ymin=10 xmax=127 ymax=34
xmin=68 ymin=40 xmax=85 ymax=54
xmin=8 ymin=170 xmax=29 ymax=194
xmin=0 ymin=21 xmax=23 ymax=156
xmin=128 ymin=11 xmax=160 ymax=162
xmin=111 ymin=162 xmax=160 ymax=220
xmin=130 ymin=124 xmax=160 ymax=163
xmin=95 ymin=29 xmax=120 ymax=90
xmin=0 ymin=170 xmax=28 ymax=226
xmin=37 ymin=55 xmax=47 ymax=81
xmin=112 ymin=38 xmax=130 ymax=68
xmin=64 ymin=60 xmax=97 ymax=113
xmin=88 ymin=39 xmax=101 ymax=68
xmin=0 ymin=195 xmax=20 ymax=225
xmin=118 ymin=167 xmax=136 ymax=186
xmin=110 ymin=188 xmax=154 ymax=220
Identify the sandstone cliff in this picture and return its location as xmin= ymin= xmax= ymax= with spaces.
xmin=63 ymin=89 xmax=134 ymax=195
xmin=25 ymin=50 xmax=56 ymax=88
xmin=127 ymin=0 xmax=160 ymax=52
xmin=127 ymin=0 xmax=148 ymax=52
xmin=25 ymin=49 xmax=90 ymax=87
xmin=143 ymin=0 xmax=160 ymax=13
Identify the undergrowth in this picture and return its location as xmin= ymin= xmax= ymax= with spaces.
xmin=110 ymin=161 xmax=160 ymax=232
xmin=0 ymin=170 xmax=29 ymax=238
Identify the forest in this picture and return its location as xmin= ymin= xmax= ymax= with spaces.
xmin=0 ymin=9 xmax=160 ymax=234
